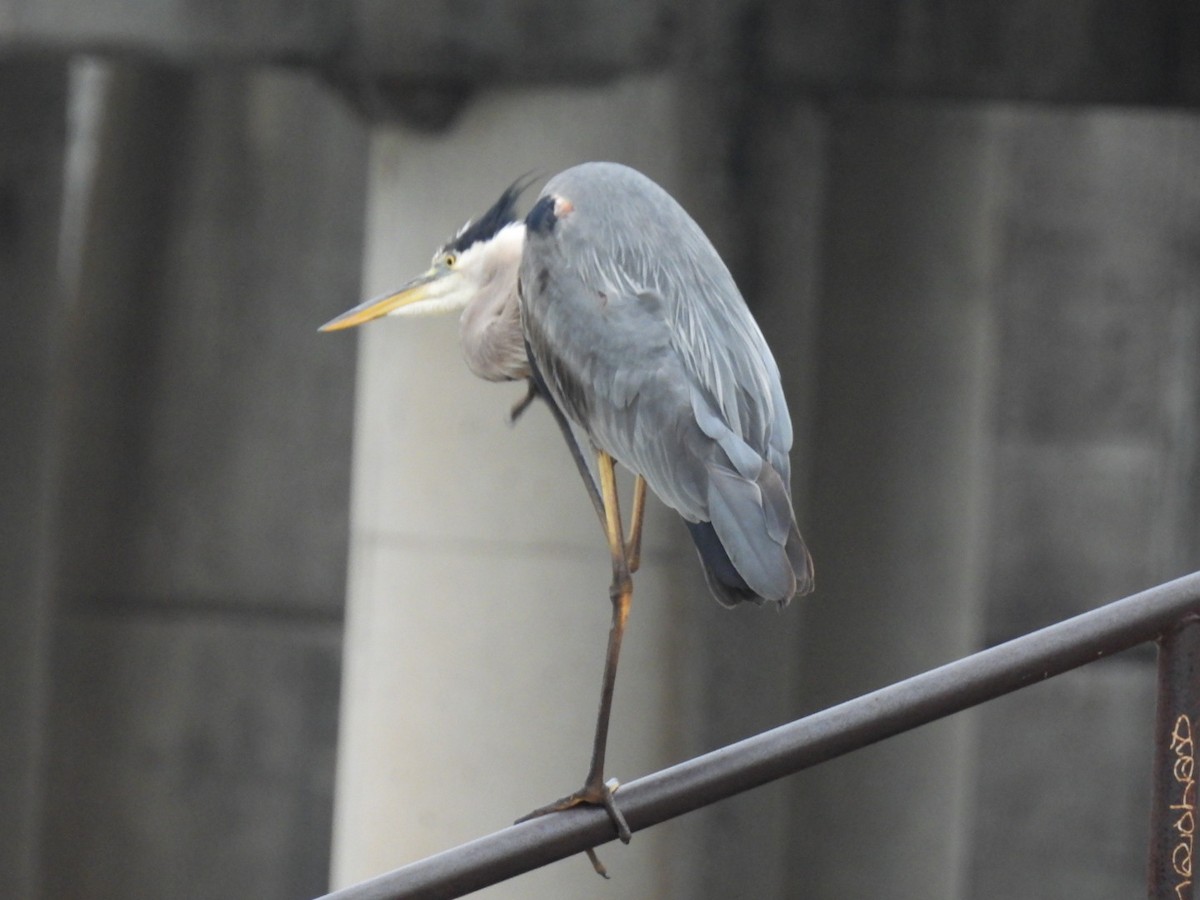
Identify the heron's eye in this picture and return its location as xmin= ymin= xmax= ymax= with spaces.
xmin=443 ymin=253 xmax=457 ymax=268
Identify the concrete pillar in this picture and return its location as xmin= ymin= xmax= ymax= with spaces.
xmin=0 ymin=58 xmax=68 ymax=900
xmin=331 ymin=74 xmax=706 ymax=897
xmin=791 ymin=101 xmax=1000 ymax=898
xmin=38 ymin=63 xmax=364 ymax=899
xmin=967 ymin=106 xmax=1200 ymax=899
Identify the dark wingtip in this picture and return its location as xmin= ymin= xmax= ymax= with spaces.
xmin=686 ymin=518 xmax=815 ymax=607
xmin=685 ymin=520 xmax=758 ymax=607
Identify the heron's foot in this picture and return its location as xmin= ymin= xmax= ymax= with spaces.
xmin=517 ymin=777 xmax=630 ymax=841
xmin=508 ymin=380 xmax=539 ymax=424
xmin=516 ymin=778 xmax=630 ymax=876
xmin=517 ymin=779 xmax=629 ymax=877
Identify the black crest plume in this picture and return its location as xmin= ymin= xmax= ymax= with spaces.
xmin=443 ymin=173 xmax=537 ymax=254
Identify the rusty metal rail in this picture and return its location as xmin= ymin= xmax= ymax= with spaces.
xmin=1149 ymin=617 xmax=1200 ymax=899
xmin=318 ymin=571 xmax=1200 ymax=900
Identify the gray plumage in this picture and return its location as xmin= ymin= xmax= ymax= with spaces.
xmin=321 ymin=161 xmax=814 ymax=607
xmin=520 ymin=162 xmax=813 ymax=606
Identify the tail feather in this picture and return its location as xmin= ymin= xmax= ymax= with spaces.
xmin=689 ymin=462 xmax=814 ymax=607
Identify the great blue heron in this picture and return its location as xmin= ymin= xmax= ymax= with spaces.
xmin=321 ymin=161 xmax=814 ymax=867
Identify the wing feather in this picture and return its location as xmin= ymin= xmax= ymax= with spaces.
xmin=519 ymin=162 xmax=812 ymax=603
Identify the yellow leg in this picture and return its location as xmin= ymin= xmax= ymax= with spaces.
xmin=586 ymin=452 xmax=632 ymax=791
xmin=598 ymin=452 xmax=630 ymax=575
xmin=625 ymin=475 xmax=647 ymax=574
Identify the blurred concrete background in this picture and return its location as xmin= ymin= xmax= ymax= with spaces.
xmin=2 ymin=2 xmax=1199 ymax=899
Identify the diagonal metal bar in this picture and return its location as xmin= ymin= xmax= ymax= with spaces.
xmin=317 ymin=571 xmax=1200 ymax=900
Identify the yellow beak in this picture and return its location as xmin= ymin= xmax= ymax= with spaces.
xmin=319 ymin=270 xmax=439 ymax=332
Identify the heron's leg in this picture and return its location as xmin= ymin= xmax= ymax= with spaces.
xmin=581 ymin=451 xmax=632 ymax=796
xmin=538 ymin=386 xmax=606 ymax=528
xmin=625 ymin=475 xmax=647 ymax=574
xmin=516 ymin=450 xmax=634 ymax=857
xmin=508 ymin=379 xmax=539 ymax=423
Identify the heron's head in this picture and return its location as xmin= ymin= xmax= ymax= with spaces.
xmin=319 ymin=181 xmax=528 ymax=332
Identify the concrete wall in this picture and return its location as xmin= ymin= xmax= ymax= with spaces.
xmin=4 ymin=6 xmax=1200 ymax=899
xmin=967 ymin=106 xmax=1200 ymax=900
xmin=10 ymin=62 xmax=369 ymax=899
xmin=790 ymin=101 xmax=1000 ymax=899
xmin=0 ymin=57 xmax=68 ymax=900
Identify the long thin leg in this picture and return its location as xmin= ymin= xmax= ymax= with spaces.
xmin=513 ymin=371 xmax=643 ymax=557
xmin=518 ymin=378 xmax=606 ymax=528
xmin=517 ymin=451 xmax=635 ymax=852
xmin=582 ymin=452 xmax=633 ymax=794
xmin=625 ymin=475 xmax=647 ymax=574
xmin=518 ymin=352 xmax=609 ymax=529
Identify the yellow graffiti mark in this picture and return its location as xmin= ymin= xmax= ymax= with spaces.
xmin=1169 ymin=715 xmax=1195 ymax=897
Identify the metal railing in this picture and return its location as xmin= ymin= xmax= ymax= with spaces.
xmin=317 ymin=571 xmax=1200 ymax=900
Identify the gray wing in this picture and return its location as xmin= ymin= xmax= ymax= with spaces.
xmin=520 ymin=163 xmax=812 ymax=604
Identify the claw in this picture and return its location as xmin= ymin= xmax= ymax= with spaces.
xmin=585 ymin=848 xmax=610 ymax=878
